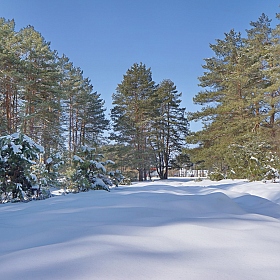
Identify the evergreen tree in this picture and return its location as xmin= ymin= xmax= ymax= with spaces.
xmin=60 ymin=60 xmax=109 ymax=155
xmin=71 ymin=145 xmax=123 ymax=192
xmin=149 ymin=79 xmax=189 ymax=179
xmin=111 ymin=63 xmax=156 ymax=181
xmin=188 ymin=13 xmax=280 ymax=180
xmin=188 ymin=30 xmax=252 ymax=171
xmin=18 ymin=26 xmax=64 ymax=157
xmin=0 ymin=132 xmax=44 ymax=202
xmin=75 ymin=77 xmax=109 ymax=147
xmin=0 ymin=18 xmax=23 ymax=135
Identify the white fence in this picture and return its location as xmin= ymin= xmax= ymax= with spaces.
xmin=178 ymin=168 xmax=208 ymax=177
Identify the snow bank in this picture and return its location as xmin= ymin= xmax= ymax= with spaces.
xmin=1 ymin=178 xmax=280 ymax=280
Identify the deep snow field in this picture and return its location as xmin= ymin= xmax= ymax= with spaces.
xmin=1 ymin=178 xmax=280 ymax=280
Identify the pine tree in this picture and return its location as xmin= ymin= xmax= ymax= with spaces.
xmin=75 ymin=77 xmax=109 ymax=147
xmin=188 ymin=13 xmax=280 ymax=180
xmin=0 ymin=18 xmax=23 ymax=135
xmin=149 ymin=79 xmax=189 ymax=179
xmin=60 ymin=60 xmax=109 ymax=155
xmin=188 ymin=30 xmax=253 ymax=171
xmin=18 ymin=26 xmax=64 ymax=158
xmin=111 ymin=62 xmax=156 ymax=181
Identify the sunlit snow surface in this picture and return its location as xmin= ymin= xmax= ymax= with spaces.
xmin=1 ymin=178 xmax=280 ymax=280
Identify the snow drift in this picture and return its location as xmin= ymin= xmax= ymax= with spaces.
xmin=1 ymin=178 xmax=280 ymax=280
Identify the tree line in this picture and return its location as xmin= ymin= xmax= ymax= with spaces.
xmin=0 ymin=18 xmax=189 ymax=184
xmin=2 ymin=10 xmax=280 ymax=185
xmin=0 ymin=18 xmax=109 ymax=161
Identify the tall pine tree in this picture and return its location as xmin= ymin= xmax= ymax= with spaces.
xmin=149 ymin=79 xmax=189 ymax=179
xmin=111 ymin=63 xmax=156 ymax=181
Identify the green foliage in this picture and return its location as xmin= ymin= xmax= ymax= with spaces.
xmin=0 ymin=134 xmax=125 ymax=203
xmin=149 ymin=79 xmax=189 ymax=179
xmin=0 ymin=132 xmax=44 ymax=202
xmin=111 ymin=62 xmax=156 ymax=181
xmin=0 ymin=18 xmax=109 ymax=159
xmin=111 ymin=64 xmax=189 ymax=180
xmin=188 ymin=13 xmax=280 ymax=179
xmin=225 ymin=136 xmax=280 ymax=181
xmin=70 ymin=145 xmax=124 ymax=192
xmin=209 ymin=170 xmax=224 ymax=181
xmin=44 ymin=152 xmax=66 ymax=188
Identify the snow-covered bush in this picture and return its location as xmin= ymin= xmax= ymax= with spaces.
xmin=29 ymin=151 xmax=66 ymax=194
xmin=209 ymin=169 xmax=224 ymax=181
xmin=70 ymin=145 xmax=124 ymax=192
xmin=44 ymin=152 xmax=66 ymax=188
xmin=0 ymin=132 xmax=45 ymax=202
xmin=226 ymin=139 xmax=280 ymax=181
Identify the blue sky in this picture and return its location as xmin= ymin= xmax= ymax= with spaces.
xmin=1 ymin=0 xmax=279 ymax=130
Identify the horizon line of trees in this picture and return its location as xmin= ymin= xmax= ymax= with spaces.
xmin=3 ymin=9 xmax=280 ymax=184
xmin=0 ymin=18 xmax=109 ymax=162
xmin=0 ymin=17 xmax=189 ymax=183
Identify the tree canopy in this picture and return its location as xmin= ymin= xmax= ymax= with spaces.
xmin=187 ymin=13 xmax=280 ymax=180
xmin=111 ymin=63 xmax=189 ymax=180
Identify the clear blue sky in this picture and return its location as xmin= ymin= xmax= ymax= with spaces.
xmin=1 ymin=0 xmax=278 ymax=130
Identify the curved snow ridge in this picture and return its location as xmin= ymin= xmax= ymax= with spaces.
xmin=234 ymin=195 xmax=280 ymax=219
xmin=120 ymin=179 xmax=280 ymax=219
xmin=137 ymin=191 xmax=246 ymax=217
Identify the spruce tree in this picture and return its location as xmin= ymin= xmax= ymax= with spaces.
xmin=0 ymin=132 xmax=44 ymax=202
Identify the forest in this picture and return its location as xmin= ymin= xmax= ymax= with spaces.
xmin=0 ymin=17 xmax=188 ymax=202
xmin=1 ymin=10 xmax=280 ymax=202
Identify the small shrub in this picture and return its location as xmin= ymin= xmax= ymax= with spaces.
xmin=209 ymin=171 xmax=224 ymax=181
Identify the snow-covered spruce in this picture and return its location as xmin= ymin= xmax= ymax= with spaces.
xmin=71 ymin=145 xmax=124 ymax=192
xmin=0 ymin=132 xmax=46 ymax=203
xmin=0 ymin=133 xmax=66 ymax=203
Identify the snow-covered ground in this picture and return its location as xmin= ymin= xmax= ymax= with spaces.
xmin=1 ymin=178 xmax=280 ymax=280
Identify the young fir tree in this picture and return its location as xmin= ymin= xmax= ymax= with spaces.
xmin=71 ymin=145 xmax=124 ymax=192
xmin=111 ymin=63 xmax=156 ymax=181
xmin=0 ymin=132 xmax=44 ymax=202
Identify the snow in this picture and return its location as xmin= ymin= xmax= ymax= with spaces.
xmin=73 ymin=155 xmax=84 ymax=163
xmin=30 ymin=173 xmax=37 ymax=181
xmin=106 ymin=159 xmax=115 ymax=165
xmin=92 ymin=177 xmax=108 ymax=189
xmin=90 ymin=160 xmax=106 ymax=173
xmin=1 ymin=178 xmax=280 ymax=280
xmin=22 ymin=134 xmax=44 ymax=153
xmin=11 ymin=143 xmax=22 ymax=154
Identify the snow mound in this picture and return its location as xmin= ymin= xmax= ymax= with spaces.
xmin=234 ymin=195 xmax=280 ymax=219
xmin=1 ymin=178 xmax=280 ymax=280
